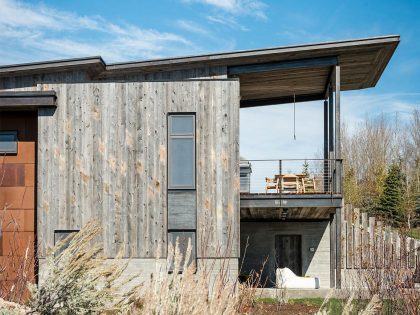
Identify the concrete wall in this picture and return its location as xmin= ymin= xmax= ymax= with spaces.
xmin=240 ymin=221 xmax=331 ymax=288
xmin=38 ymin=257 xmax=239 ymax=292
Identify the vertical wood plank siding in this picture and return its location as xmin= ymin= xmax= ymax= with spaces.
xmin=36 ymin=80 xmax=239 ymax=259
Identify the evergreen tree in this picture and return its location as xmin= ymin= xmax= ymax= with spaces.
xmin=302 ymin=160 xmax=310 ymax=178
xmin=376 ymin=164 xmax=405 ymax=226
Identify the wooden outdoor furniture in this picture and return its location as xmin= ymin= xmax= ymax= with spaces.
xmin=265 ymin=173 xmax=317 ymax=194
xmin=279 ymin=174 xmax=300 ymax=193
xmin=265 ymin=177 xmax=280 ymax=193
xmin=302 ymin=177 xmax=316 ymax=193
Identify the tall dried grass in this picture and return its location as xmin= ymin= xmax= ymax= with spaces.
xmin=28 ymin=221 xmax=138 ymax=314
xmin=126 ymin=239 xmax=239 ymax=315
xmin=0 ymin=221 xmax=247 ymax=314
xmin=0 ymin=208 xmax=36 ymax=304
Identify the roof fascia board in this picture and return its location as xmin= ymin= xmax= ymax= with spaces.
xmin=0 ymin=56 xmax=105 ymax=78
xmin=106 ymin=35 xmax=399 ymax=71
xmin=228 ymin=56 xmax=338 ymax=76
xmin=0 ymin=90 xmax=56 ymax=110
xmin=241 ymin=93 xmax=325 ymax=107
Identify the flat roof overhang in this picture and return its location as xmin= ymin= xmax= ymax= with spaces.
xmin=0 ymin=36 xmax=399 ymax=107
xmin=0 ymin=91 xmax=57 ymax=110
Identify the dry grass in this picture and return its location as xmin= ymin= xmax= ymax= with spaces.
xmin=28 ymin=221 xmax=140 ymax=314
xmin=126 ymin=240 xmax=239 ymax=315
xmin=349 ymin=235 xmax=420 ymax=315
xmin=0 ymin=221 xmax=247 ymax=314
xmin=0 ymin=208 xmax=36 ymax=304
xmin=0 ymin=220 xmax=417 ymax=314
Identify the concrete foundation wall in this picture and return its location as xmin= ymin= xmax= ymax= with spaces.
xmin=38 ymin=257 xmax=239 ymax=291
xmin=240 ymin=221 xmax=331 ymax=288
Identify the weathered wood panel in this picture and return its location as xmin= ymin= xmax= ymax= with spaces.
xmin=341 ymin=204 xmax=420 ymax=272
xmin=36 ymin=80 xmax=239 ymax=259
xmin=0 ymin=67 xmax=227 ymax=91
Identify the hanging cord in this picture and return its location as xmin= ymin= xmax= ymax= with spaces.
xmin=293 ymin=93 xmax=296 ymax=140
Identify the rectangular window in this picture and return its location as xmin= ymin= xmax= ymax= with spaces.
xmin=168 ymin=114 xmax=195 ymax=189
xmin=54 ymin=230 xmax=79 ymax=254
xmin=168 ymin=231 xmax=196 ymax=271
xmin=0 ymin=131 xmax=17 ymax=154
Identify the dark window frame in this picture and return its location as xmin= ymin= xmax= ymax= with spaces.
xmin=54 ymin=229 xmax=80 ymax=244
xmin=168 ymin=113 xmax=196 ymax=190
xmin=167 ymin=229 xmax=197 ymax=273
xmin=0 ymin=131 xmax=18 ymax=155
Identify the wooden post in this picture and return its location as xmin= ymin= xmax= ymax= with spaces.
xmin=361 ymin=212 xmax=368 ymax=268
xmin=396 ymin=233 xmax=401 ymax=267
xmin=354 ymin=208 xmax=361 ymax=268
xmin=369 ymin=216 xmax=375 ymax=268
xmin=346 ymin=205 xmax=354 ymax=269
xmin=409 ymin=238 xmax=415 ymax=268
xmin=324 ymin=99 xmax=329 ymax=192
xmin=330 ymin=212 xmax=336 ymax=288
xmin=334 ymin=65 xmax=341 ymax=193
xmin=341 ymin=205 xmax=348 ymax=270
xmin=376 ymin=221 xmax=383 ymax=268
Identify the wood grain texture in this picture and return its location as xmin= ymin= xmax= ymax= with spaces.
xmin=340 ymin=205 xmax=419 ymax=272
xmin=34 ymin=80 xmax=239 ymax=259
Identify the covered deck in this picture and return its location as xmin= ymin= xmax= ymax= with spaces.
xmin=231 ymin=37 xmax=401 ymax=289
xmin=232 ymin=36 xmax=399 ymax=217
xmin=240 ymin=158 xmax=343 ymax=220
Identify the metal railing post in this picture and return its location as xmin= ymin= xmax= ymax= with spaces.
xmin=279 ymin=160 xmax=282 ymax=196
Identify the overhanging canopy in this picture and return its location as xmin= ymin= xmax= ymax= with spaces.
xmin=0 ymin=35 xmax=399 ymax=107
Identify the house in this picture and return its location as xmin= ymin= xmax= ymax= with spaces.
xmin=0 ymin=35 xmax=399 ymax=290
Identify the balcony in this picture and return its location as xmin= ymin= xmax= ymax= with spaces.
xmin=240 ymin=159 xmax=343 ymax=220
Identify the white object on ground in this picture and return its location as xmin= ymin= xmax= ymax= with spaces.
xmin=276 ymin=267 xmax=320 ymax=289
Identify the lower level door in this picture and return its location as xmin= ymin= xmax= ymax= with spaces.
xmin=275 ymin=235 xmax=302 ymax=276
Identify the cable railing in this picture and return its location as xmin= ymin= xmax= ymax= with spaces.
xmin=240 ymin=159 xmax=342 ymax=195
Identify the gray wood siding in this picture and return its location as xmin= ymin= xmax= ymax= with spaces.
xmin=0 ymin=66 xmax=227 ymax=90
xmin=36 ymin=80 xmax=239 ymax=259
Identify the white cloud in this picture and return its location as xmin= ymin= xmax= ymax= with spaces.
xmin=0 ymin=0 xmax=195 ymax=63
xmin=176 ymin=20 xmax=212 ymax=36
xmin=183 ymin=0 xmax=267 ymax=19
xmin=206 ymin=15 xmax=249 ymax=31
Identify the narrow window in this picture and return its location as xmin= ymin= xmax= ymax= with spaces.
xmin=54 ymin=230 xmax=79 ymax=254
xmin=0 ymin=131 xmax=17 ymax=154
xmin=168 ymin=231 xmax=196 ymax=272
xmin=168 ymin=114 xmax=195 ymax=189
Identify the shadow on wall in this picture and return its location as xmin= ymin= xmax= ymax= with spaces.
xmin=239 ymin=221 xmax=329 ymax=288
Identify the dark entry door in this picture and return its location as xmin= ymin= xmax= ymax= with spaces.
xmin=275 ymin=235 xmax=302 ymax=276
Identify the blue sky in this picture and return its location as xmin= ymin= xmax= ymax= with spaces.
xmin=0 ymin=0 xmax=419 ymax=160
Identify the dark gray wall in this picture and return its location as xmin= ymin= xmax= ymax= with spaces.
xmin=240 ymin=221 xmax=330 ymax=288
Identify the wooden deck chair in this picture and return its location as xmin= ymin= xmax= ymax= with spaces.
xmin=302 ymin=177 xmax=316 ymax=193
xmin=265 ymin=177 xmax=279 ymax=193
xmin=281 ymin=174 xmax=299 ymax=193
